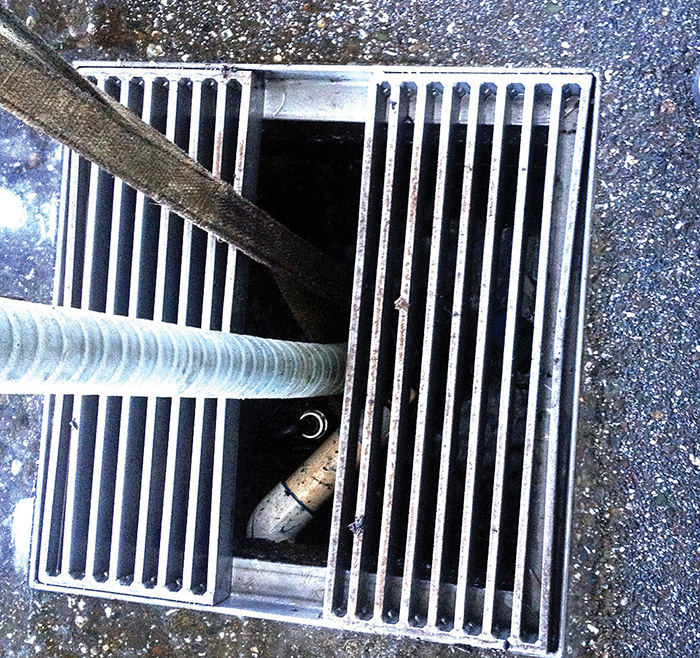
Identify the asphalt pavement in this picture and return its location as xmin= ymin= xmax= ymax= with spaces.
xmin=0 ymin=1 xmax=699 ymax=656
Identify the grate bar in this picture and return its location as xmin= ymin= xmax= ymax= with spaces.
xmin=481 ymin=83 xmax=536 ymax=638
xmin=398 ymin=81 xmax=462 ymax=627
xmin=52 ymin=144 xmax=71 ymax=307
xmin=206 ymin=78 xmax=244 ymax=597
xmin=38 ymin=392 xmax=67 ymax=577
xmin=206 ymin=73 xmax=261 ymax=599
xmin=127 ymin=78 xmax=154 ymax=319
xmin=133 ymin=76 xmax=179 ymax=588
xmin=453 ymin=83 xmax=508 ymax=631
xmin=104 ymin=80 xmax=132 ymax=315
xmin=58 ymin=343 xmax=82 ymax=578
xmin=509 ymin=85 xmax=564 ymax=645
xmin=84 ymin=78 xmax=124 ymax=582
xmin=437 ymin=82 xmax=481 ymax=631
xmin=397 ymin=72 xmax=440 ymax=621
xmin=37 ymin=146 xmax=72 ymax=579
xmin=108 ymin=76 xmax=154 ymax=583
xmin=109 ymin=398 xmax=135 ymax=584
xmin=157 ymin=78 xmax=204 ymax=591
xmin=62 ymin=148 xmax=81 ymax=307
xmin=81 ymin=77 xmax=107 ymax=312
xmin=182 ymin=79 xmax=222 ymax=593
xmin=153 ymin=79 xmax=180 ymax=322
xmin=49 ymin=119 xmax=83 ymax=579
xmin=324 ymin=80 xmax=388 ymax=618
xmin=537 ymin=81 xmax=591 ymax=648
xmin=56 ymin=315 xmax=81 ymax=576
xmin=108 ymin=75 xmax=155 ymax=584
xmin=59 ymin=78 xmax=112 ymax=578
xmin=424 ymin=82 xmax=465 ymax=629
xmin=346 ymin=81 xmax=407 ymax=620
xmin=181 ymin=378 xmax=210 ymax=592
xmin=84 ymin=393 xmax=117 ymax=582
xmin=373 ymin=82 xmax=431 ymax=622
xmin=37 ymin=141 xmax=73 ymax=576
xmin=233 ymin=75 xmax=261 ymax=199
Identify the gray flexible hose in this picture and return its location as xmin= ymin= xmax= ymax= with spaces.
xmin=0 ymin=297 xmax=346 ymax=399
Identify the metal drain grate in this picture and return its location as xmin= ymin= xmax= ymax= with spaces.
xmin=326 ymin=72 xmax=596 ymax=654
xmin=28 ymin=65 xmax=598 ymax=656
xmin=31 ymin=66 xmax=262 ymax=604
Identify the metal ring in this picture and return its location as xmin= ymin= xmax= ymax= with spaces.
xmin=299 ymin=409 xmax=328 ymax=440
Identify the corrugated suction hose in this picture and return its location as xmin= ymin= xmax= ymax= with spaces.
xmin=0 ymin=297 xmax=346 ymax=399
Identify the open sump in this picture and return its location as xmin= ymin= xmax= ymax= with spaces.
xmin=30 ymin=64 xmax=598 ymax=657
xmin=236 ymin=117 xmax=365 ymax=562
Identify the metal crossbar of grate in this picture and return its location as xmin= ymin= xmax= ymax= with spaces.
xmin=32 ymin=67 xmax=262 ymax=605
xmin=325 ymin=72 xmax=597 ymax=655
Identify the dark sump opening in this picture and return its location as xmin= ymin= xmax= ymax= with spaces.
xmin=234 ymin=119 xmax=365 ymax=566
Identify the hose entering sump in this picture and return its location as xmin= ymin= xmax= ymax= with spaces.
xmin=0 ymin=297 xmax=346 ymax=399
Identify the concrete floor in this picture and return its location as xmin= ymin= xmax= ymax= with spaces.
xmin=1 ymin=0 xmax=700 ymax=656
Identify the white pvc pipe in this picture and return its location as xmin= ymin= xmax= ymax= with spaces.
xmin=247 ymin=405 xmax=393 ymax=542
xmin=0 ymin=297 xmax=346 ymax=399
xmin=247 ymin=430 xmax=339 ymax=542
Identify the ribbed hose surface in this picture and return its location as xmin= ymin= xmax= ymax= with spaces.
xmin=0 ymin=297 xmax=346 ymax=398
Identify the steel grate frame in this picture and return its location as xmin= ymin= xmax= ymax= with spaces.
xmin=26 ymin=64 xmax=599 ymax=657
xmin=31 ymin=66 xmax=263 ymax=605
xmin=325 ymin=72 xmax=597 ymax=655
